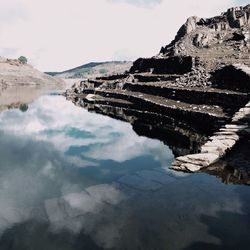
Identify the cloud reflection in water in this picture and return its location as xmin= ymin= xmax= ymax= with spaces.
xmin=0 ymin=95 xmax=248 ymax=250
xmin=0 ymin=95 xmax=174 ymax=248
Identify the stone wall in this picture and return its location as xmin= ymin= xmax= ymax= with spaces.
xmin=124 ymin=83 xmax=249 ymax=113
xmin=211 ymin=65 xmax=250 ymax=92
xmin=129 ymin=56 xmax=193 ymax=74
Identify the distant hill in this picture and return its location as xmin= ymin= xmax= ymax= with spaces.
xmin=0 ymin=57 xmax=63 ymax=86
xmin=46 ymin=61 xmax=133 ymax=79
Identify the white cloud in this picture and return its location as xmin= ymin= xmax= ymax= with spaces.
xmin=0 ymin=95 xmax=173 ymax=165
xmin=107 ymin=0 xmax=162 ymax=8
xmin=0 ymin=0 xmax=245 ymax=71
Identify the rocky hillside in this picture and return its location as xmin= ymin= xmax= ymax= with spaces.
xmin=66 ymin=4 xmax=250 ymax=174
xmin=130 ymin=4 xmax=250 ymax=85
xmin=159 ymin=5 xmax=250 ymax=67
xmin=47 ymin=61 xmax=132 ymax=79
xmin=0 ymin=57 xmax=63 ymax=86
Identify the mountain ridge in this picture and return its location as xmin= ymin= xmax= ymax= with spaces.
xmin=47 ymin=61 xmax=132 ymax=79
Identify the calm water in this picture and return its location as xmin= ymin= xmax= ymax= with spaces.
xmin=0 ymin=94 xmax=250 ymax=250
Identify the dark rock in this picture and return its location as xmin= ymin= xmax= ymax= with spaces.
xmin=211 ymin=64 xmax=250 ymax=92
xmin=129 ymin=56 xmax=193 ymax=75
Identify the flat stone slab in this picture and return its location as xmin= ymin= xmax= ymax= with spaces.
xmin=85 ymin=94 xmax=96 ymax=101
xmin=225 ymin=124 xmax=248 ymax=129
xmin=238 ymin=108 xmax=250 ymax=113
xmin=171 ymin=161 xmax=202 ymax=172
xmin=214 ymin=131 xmax=238 ymax=135
xmin=118 ymin=174 xmax=162 ymax=191
xmin=176 ymin=153 xmax=220 ymax=167
xmin=136 ymin=170 xmax=175 ymax=185
xmin=204 ymin=139 xmax=235 ymax=148
xmin=201 ymin=146 xmax=225 ymax=156
xmin=209 ymin=134 xmax=239 ymax=141
xmin=220 ymin=128 xmax=240 ymax=132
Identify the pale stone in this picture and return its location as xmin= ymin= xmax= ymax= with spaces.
xmin=201 ymin=146 xmax=225 ymax=156
xmin=208 ymin=139 xmax=236 ymax=148
xmin=238 ymin=108 xmax=250 ymax=113
xmin=176 ymin=153 xmax=219 ymax=167
xmin=171 ymin=161 xmax=202 ymax=172
xmin=220 ymin=128 xmax=240 ymax=132
xmin=225 ymin=124 xmax=248 ymax=129
xmin=85 ymin=94 xmax=96 ymax=101
xmin=215 ymin=131 xmax=237 ymax=135
xmin=209 ymin=134 xmax=239 ymax=141
xmin=182 ymin=163 xmax=202 ymax=172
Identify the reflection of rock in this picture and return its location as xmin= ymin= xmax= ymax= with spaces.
xmin=202 ymin=138 xmax=250 ymax=185
xmin=204 ymin=161 xmax=250 ymax=185
xmin=72 ymin=100 xmax=211 ymax=157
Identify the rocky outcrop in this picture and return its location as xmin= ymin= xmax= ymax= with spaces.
xmin=66 ymin=4 xmax=250 ymax=174
xmin=211 ymin=64 xmax=250 ymax=92
xmin=130 ymin=56 xmax=193 ymax=74
xmin=159 ymin=4 xmax=250 ymax=68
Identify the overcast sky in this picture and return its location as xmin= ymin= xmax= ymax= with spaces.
xmin=0 ymin=0 xmax=247 ymax=71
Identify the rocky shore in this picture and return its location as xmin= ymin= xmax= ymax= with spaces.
xmin=66 ymin=5 xmax=250 ymax=174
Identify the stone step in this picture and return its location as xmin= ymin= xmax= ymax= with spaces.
xmin=171 ymin=153 xmax=220 ymax=172
xmin=82 ymin=89 xmax=230 ymax=131
xmin=92 ymin=89 xmax=227 ymax=117
xmin=133 ymin=73 xmax=181 ymax=82
xmin=123 ymin=82 xmax=249 ymax=112
xmin=171 ymin=101 xmax=250 ymax=172
xmin=76 ymin=93 xmax=133 ymax=109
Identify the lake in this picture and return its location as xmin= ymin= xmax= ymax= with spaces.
xmin=0 ymin=90 xmax=250 ymax=250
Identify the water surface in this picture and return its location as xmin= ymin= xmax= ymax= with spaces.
xmin=0 ymin=93 xmax=250 ymax=250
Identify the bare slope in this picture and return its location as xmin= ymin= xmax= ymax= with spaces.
xmin=0 ymin=57 xmax=63 ymax=86
xmin=47 ymin=61 xmax=132 ymax=79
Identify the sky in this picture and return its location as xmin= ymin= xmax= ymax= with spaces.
xmin=0 ymin=0 xmax=247 ymax=72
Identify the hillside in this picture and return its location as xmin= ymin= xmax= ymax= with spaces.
xmin=47 ymin=61 xmax=132 ymax=79
xmin=0 ymin=57 xmax=65 ymax=112
xmin=0 ymin=57 xmax=63 ymax=86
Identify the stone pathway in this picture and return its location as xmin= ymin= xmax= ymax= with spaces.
xmin=171 ymin=101 xmax=250 ymax=172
